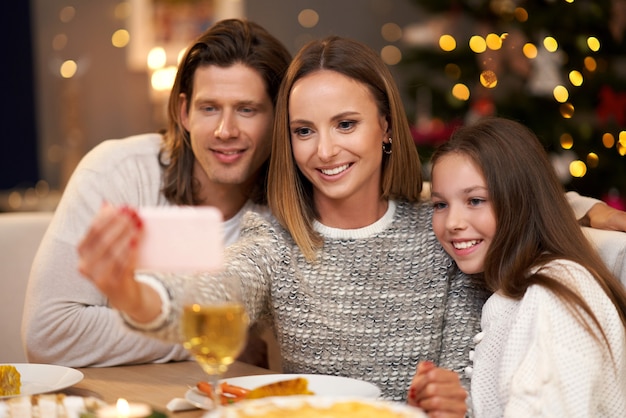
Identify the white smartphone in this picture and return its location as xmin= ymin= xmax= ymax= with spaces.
xmin=136 ymin=206 xmax=224 ymax=272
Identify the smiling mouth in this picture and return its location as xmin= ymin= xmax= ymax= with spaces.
xmin=320 ymin=163 xmax=351 ymax=176
xmin=215 ymin=150 xmax=243 ymax=155
xmin=452 ymin=240 xmax=481 ymax=249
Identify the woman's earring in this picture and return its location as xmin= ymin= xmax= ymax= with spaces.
xmin=382 ymin=137 xmax=392 ymax=155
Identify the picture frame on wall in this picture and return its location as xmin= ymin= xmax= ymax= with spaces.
xmin=127 ymin=0 xmax=245 ymax=72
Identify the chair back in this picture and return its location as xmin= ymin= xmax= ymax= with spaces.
xmin=0 ymin=211 xmax=53 ymax=363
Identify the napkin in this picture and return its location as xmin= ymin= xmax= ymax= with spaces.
xmin=166 ymin=398 xmax=198 ymax=412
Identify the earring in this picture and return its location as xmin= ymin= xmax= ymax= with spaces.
xmin=382 ymin=137 xmax=392 ymax=155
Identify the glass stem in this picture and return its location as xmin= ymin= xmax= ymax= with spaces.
xmin=206 ymin=373 xmax=222 ymax=409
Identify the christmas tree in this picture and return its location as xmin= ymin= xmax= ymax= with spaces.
xmin=401 ymin=0 xmax=626 ymax=207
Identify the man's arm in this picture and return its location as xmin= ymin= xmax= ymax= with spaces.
xmin=567 ymin=191 xmax=626 ymax=232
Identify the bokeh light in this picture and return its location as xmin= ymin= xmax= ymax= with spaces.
xmin=147 ymin=47 xmax=166 ymax=70
xmin=543 ymin=36 xmax=558 ymax=52
xmin=514 ymin=7 xmax=528 ymax=22
xmin=381 ymin=23 xmax=402 ymax=42
xmin=568 ymin=70 xmax=583 ymax=86
xmin=569 ymin=160 xmax=587 ymax=177
xmin=381 ymin=45 xmax=402 ymax=65
xmin=587 ymin=36 xmax=600 ymax=52
xmin=553 ymin=85 xmax=569 ymax=103
xmin=452 ymin=83 xmax=470 ymax=101
xmin=439 ymin=35 xmax=456 ymax=52
xmin=485 ymin=33 xmax=503 ymax=50
xmin=444 ymin=63 xmax=461 ymax=80
xmin=111 ymin=29 xmax=130 ymax=48
xmin=52 ymin=34 xmax=68 ymax=51
xmin=560 ymin=103 xmax=575 ymax=118
xmin=469 ymin=35 xmax=487 ymax=53
xmin=560 ymin=133 xmax=574 ymax=149
xmin=584 ymin=56 xmax=597 ymax=72
xmin=298 ymin=9 xmax=319 ymax=28
xmin=59 ymin=6 xmax=75 ymax=23
xmin=480 ymin=70 xmax=498 ymax=88
xmin=60 ymin=60 xmax=77 ymax=78
xmin=151 ymin=66 xmax=177 ymax=91
xmin=523 ymin=43 xmax=538 ymax=59
xmin=603 ymin=132 xmax=616 ymax=148
xmin=586 ymin=153 xmax=599 ymax=168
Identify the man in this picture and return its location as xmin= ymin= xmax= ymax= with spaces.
xmin=21 ymin=19 xmax=291 ymax=367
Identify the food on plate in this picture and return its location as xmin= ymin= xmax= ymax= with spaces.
xmin=206 ymin=396 xmax=427 ymax=418
xmin=0 ymin=365 xmax=20 ymax=396
xmin=245 ymin=377 xmax=313 ymax=400
xmin=0 ymin=394 xmax=105 ymax=417
xmin=198 ymin=381 xmax=251 ymax=405
xmin=197 ymin=377 xmax=314 ymax=405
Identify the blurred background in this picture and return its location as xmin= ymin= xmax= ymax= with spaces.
xmin=2 ymin=0 xmax=625 ymax=212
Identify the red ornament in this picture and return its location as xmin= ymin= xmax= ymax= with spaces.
xmin=596 ymin=86 xmax=626 ymax=127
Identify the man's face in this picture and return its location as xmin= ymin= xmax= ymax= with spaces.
xmin=180 ymin=63 xmax=274 ymax=195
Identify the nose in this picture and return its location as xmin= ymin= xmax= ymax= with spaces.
xmin=214 ymin=110 xmax=239 ymax=140
xmin=317 ymin=131 xmax=338 ymax=162
xmin=446 ymin=204 xmax=467 ymax=231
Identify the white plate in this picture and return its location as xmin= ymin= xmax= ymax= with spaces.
xmin=202 ymin=396 xmax=427 ymax=417
xmin=0 ymin=363 xmax=84 ymax=399
xmin=185 ymin=374 xmax=381 ymax=410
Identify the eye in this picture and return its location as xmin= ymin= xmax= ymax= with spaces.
xmin=239 ymin=106 xmax=257 ymax=116
xmin=337 ymin=120 xmax=356 ymax=131
xmin=293 ymin=126 xmax=313 ymax=138
xmin=201 ymin=105 xmax=217 ymax=113
xmin=432 ymin=201 xmax=448 ymax=211
xmin=468 ymin=197 xmax=486 ymax=207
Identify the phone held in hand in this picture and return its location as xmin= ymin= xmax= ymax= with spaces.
xmin=137 ymin=206 xmax=224 ymax=273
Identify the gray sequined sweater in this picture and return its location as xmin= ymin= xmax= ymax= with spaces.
xmin=139 ymin=200 xmax=490 ymax=401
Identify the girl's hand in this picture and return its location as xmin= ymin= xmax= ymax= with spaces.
xmin=407 ymin=361 xmax=467 ymax=418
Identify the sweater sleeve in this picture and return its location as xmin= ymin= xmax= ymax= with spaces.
xmin=499 ymin=266 xmax=610 ymax=417
xmin=21 ymin=138 xmax=189 ymax=367
xmin=566 ymin=191 xmax=601 ymax=220
xmin=130 ymin=211 xmax=278 ymax=344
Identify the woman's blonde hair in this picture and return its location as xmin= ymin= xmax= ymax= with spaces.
xmin=268 ymin=36 xmax=423 ymax=261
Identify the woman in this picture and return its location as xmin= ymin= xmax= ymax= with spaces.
xmin=79 ymin=36 xmax=480 ymax=416
xmin=425 ymin=117 xmax=626 ymax=416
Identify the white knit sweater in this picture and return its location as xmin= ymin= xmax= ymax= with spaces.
xmin=469 ymin=259 xmax=626 ymax=417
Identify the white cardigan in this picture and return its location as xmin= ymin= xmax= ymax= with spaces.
xmin=469 ymin=259 xmax=626 ymax=417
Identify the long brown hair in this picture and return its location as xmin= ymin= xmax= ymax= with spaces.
xmin=160 ymin=19 xmax=291 ymax=205
xmin=431 ymin=117 xmax=626 ymax=346
xmin=268 ymin=36 xmax=422 ymax=261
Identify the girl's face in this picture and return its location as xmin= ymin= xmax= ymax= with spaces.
xmin=430 ymin=153 xmax=496 ymax=274
xmin=289 ymin=70 xmax=388 ymax=211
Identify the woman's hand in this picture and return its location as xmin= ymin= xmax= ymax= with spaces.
xmin=78 ymin=204 xmax=161 ymax=323
xmin=407 ymin=361 xmax=467 ymax=418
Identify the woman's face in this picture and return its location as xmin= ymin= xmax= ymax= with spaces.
xmin=430 ymin=153 xmax=496 ymax=274
xmin=288 ymin=70 xmax=388 ymax=211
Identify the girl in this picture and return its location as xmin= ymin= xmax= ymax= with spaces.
xmin=427 ymin=117 xmax=626 ymax=416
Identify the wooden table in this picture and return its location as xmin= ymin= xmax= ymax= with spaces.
xmin=67 ymin=361 xmax=275 ymax=417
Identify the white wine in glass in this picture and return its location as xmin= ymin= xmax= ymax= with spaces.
xmin=181 ymin=279 xmax=249 ymax=409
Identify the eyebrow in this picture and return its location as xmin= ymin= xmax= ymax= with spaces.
xmin=431 ymin=185 xmax=488 ymax=198
xmin=289 ymin=111 xmax=360 ymax=126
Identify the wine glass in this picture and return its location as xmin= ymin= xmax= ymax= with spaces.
xmin=181 ymin=276 xmax=250 ymax=409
